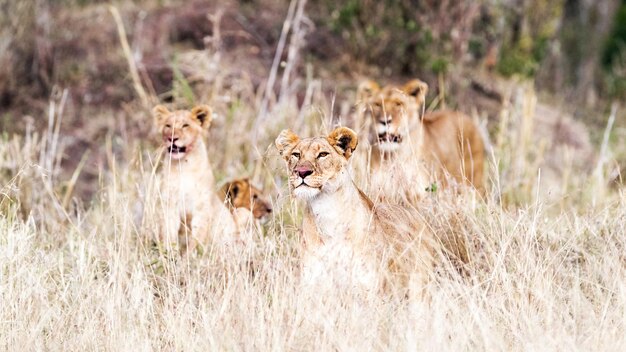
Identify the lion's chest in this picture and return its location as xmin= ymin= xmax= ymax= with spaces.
xmin=302 ymin=197 xmax=380 ymax=290
xmin=311 ymin=208 xmax=350 ymax=240
xmin=309 ymin=196 xmax=369 ymax=240
xmin=161 ymin=170 xmax=211 ymax=216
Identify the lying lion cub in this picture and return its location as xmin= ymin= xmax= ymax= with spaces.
xmin=358 ymin=79 xmax=485 ymax=201
xmin=219 ymin=178 xmax=272 ymax=241
xmin=275 ymin=127 xmax=435 ymax=294
xmin=219 ymin=178 xmax=273 ymax=220
xmin=153 ymin=104 xmax=237 ymax=253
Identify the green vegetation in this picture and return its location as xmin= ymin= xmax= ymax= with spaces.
xmin=603 ymin=0 xmax=626 ymax=97
xmin=316 ymin=0 xmax=454 ymax=76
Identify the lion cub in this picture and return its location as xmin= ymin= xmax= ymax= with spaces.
xmin=357 ymin=79 xmax=485 ymax=201
xmin=275 ymin=127 xmax=435 ymax=294
xmin=219 ymin=178 xmax=273 ymax=220
xmin=219 ymin=178 xmax=272 ymax=241
xmin=153 ymin=104 xmax=237 ymax=253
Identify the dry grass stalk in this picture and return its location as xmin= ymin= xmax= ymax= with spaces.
xmin=109 ymin=5 xmax=151 ymax=108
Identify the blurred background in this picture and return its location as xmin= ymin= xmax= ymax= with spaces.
xmin=1 ymin=0 xmax=625 ymax=203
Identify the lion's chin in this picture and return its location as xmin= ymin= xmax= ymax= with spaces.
xmin=167 ymin=151 xmax=187 ymax=160
xmin=377 ymin=141 xmax=401 ymax=152
xmin=293 ymin=185 xmax=321 ymax=200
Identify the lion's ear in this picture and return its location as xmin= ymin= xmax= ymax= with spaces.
xmin=228 ymin=181 xmax=240 ymax=199
xmin=221 ymin=181 xmax=240 ymax=205
xmin=356 ymin=80 xmax=380 ymax=103
xmin=327 ymin=127 xmax=358 ymax=159
xmin=275 ymin=129 xmax=300 ymax=158
xmin=152 ymin=104 xmax=170 ymax=126
xmin=402 ymin=79 xmax=428 ymax=105
xmin=191 ymin=105 xmax=212 ymax=129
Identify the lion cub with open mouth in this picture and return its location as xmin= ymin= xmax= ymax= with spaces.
xmin=153 ymin=104 xmax=238 ymax=254
xmin=276 ymin=127 xmax=435 ymax=295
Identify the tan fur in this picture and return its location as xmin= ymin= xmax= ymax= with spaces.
xmin=358 ymin=79 xmax=485 ymax=200
xmin=219 ymin=178 xmax=272 ymax=219
xmin=275 ymin=127 xmax=435 ymax=295
xmin=153 ymin=104 xmax=237 ymax=253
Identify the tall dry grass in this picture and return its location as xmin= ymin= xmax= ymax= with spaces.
xmin=1 ymin=5 xmax=625 ymax=351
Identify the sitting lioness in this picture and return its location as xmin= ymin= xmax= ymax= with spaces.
xmin=358 ymin=79 xmax=485 ymax=201
xmin=275 ymin=127 xmax=435 ymax=295
xmin=153 ymin=104 xmax=237 ymax=253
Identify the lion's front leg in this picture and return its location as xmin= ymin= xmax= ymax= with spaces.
xmin=185 ymin=204 xmax=211 ymax=255
xmin=161 ymin=210 xmax=181 ymax=251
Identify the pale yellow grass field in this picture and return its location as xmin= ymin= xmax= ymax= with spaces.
xmin=1 ymin=8 xmax=625 ymax=347
xmin=0 ymin=76 xmax=624 ymax=351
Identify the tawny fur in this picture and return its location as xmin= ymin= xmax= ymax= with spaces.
xmin=275 ymin=127 xmax=436 ymax=295
xmin=153 ymin=104 xmax=237 ymax=253
xmin=220 ymin=178 xmax=272 ymax=241
xmin=357 ymin=79 xmax=485 ymax=201
xmin=219 ymin=178 xmax=272 ymax=220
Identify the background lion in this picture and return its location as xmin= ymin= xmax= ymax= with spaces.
xmin=358 ymin=79 xmax=485 ymax=201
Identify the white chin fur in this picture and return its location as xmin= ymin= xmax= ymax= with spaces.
xmin=293 ymin=185 xmax=321 ymax=200
xmin=167 ymin=152 xmax=186 ymax=160
xmin=377 ymin=142 xmax=401 ymax=152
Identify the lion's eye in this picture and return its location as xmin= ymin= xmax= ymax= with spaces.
xmin=182 ymin=124 xmax=189 ymax=128
xmin=291 ymin=152 xmax=300 ymax=159
xmin=317 ymin=152 xmax=329 ymax=159
xmin=165 ymin=124 xmax=171 ymax=128
xmin=253 ymin=194 xmax=258 ymax=200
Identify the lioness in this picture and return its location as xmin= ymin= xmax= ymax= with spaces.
xmin=358 ymin=79 xmax=485 ymax=201
xmin=153 ymin=104 xmax=237 ymax=253
xmin=275 ymin=127 xmax=435 ymax=294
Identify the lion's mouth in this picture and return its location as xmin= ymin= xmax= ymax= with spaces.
xmin=292 ymin=181 xmax=322 ymax=199
xmin=166 ymin=144 xmax=188 ymax=159
xmin=252 ymin=206 xmax=272 ymax=219
xmin=378 ymin=132 xmax=403 ymax=144
xmin=167 ymin=145 xmax=187 ymax=154
xmin=294 ymin=180 xmax=320 ymax=190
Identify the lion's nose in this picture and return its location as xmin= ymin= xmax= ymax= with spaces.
xmin=168 ymin=137 xmax=179 ymax=143
xmin=295 ymin=166 xmax=313 ymax=179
